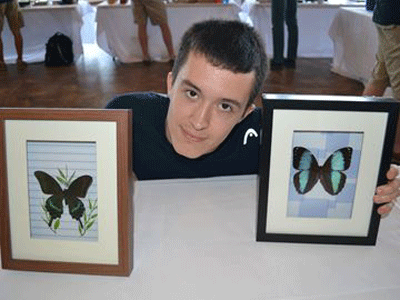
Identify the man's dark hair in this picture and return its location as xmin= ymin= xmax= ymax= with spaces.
xmin=171 ymin=20 xmax=267 ymax=106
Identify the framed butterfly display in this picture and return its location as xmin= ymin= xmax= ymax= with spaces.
xmin=0 ymin=108 xmax=133 ymax=276
xmin=257 ymin=94 xmax=399 ymax=245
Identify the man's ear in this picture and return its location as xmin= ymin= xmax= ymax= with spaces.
xmin=167 ymin=72 xmax=173 ymax=95
xmin=241 ymin=104 xmax=255 ymax=121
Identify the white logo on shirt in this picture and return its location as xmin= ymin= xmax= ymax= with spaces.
xmin=243 ymin=128 xmax=258 ymax=145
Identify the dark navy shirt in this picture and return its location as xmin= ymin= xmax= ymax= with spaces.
xmin=106 ymin=93 xmax=261 ymax=180
xmin=370 ymin=0 xmax=400 ymax=25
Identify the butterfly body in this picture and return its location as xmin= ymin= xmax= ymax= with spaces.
xmin=34 ymin=171 xmax=93 ymax=228
xmin=292 ymin=147 xmax=353 ymax=195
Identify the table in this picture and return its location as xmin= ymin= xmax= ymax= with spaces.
xmin=96 ymin=1 xmax=366 ymax=63
xmin=251 ymin=3 xmax=349 ymax=58
xmin=329 ymin=7 xmax=376 ymax=85
xmin=96 ymin=2 xmax=240 ymax=63
xmin=2 ymin=3 xmax=83 ymax=64
xmin=2 ymin=175 xmax=400 ymax=299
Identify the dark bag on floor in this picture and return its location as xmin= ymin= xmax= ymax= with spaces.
xmin=45 ymin=32 xmax=74 ymax=67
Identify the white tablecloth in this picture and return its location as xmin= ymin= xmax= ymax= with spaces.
xmin=96 ymin=2 xmax=240 ymax=63
xmin=96 ymin=1 xmax=366 ymax=63
xmin=329 ymin=7 xmax=377 ymax=85
xmin=251 ymin=4 xmax=343 ymax=58
xmin=2 ymin=175 xmax=400 ymax=299
xmin=3 ymin=3 xmax=83 ymax=64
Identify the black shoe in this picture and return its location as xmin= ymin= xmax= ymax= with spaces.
xmin=270 ymin=60 xmax=283 ymax=71
xmin=284 ymin=58 xmax=296 ymax=69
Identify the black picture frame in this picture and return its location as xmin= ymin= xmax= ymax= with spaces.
xmin=257 ymin=94 xmax=399 ymax=245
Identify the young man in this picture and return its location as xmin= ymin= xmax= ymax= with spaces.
xmin=107 ymin=20 xmax=399 ymax=216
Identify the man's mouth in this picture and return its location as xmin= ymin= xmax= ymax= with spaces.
xmin=181 ymin=126 xmax=206 ymax=143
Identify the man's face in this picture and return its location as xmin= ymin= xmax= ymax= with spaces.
xmin=166 ymin=51 xmax=256 ymax=159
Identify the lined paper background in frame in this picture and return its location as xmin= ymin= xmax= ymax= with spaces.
xmin=27 ymin=141 xmax=98 ymax=242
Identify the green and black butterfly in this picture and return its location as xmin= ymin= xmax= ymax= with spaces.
xmin=292 ymin=147 xmax=353 ymax=195
xmin=34 ymin=171 xmax=93 ymax=228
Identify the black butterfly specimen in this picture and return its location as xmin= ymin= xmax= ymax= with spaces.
xmin=34 ymin=171 xmax=93 ymax=228
xmin=292 ymin=147 xmax=353 ymax=195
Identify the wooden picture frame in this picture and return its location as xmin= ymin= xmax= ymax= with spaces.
xmin=257 ymin=94 xmax=399 ymax=245
xmin=0 ymin=108 xmax=133 ymax=276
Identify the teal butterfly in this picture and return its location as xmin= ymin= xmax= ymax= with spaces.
xmin=34 ymin=171 xmax=93 ymax=228
xmin=292 ymin=147 xmax=353 ymax=195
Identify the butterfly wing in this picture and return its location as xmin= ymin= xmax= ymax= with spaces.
xmin=67 ymin=175 xmax=93 ymax=198
xmin=34 ymin=171 xmax=64 ymax=227
xmin=65 ymin=195 xmax=86 ymax=227
xmin=65 ymin=175 xmax=92 ymax=224
xmin=320 ymin=147 xmax=353 ymax=195
xmin=44 ymin=195 xmax=64 ymax=226
xmin=293 ymin=147 xmax=320 ymax=194
xmin=34 ymin=171 xmax=63 ymax=195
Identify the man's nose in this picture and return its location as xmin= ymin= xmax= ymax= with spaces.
xmin=191 ymin=102 xmax=211 ymax=131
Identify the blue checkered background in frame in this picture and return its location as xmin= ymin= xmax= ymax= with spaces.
xmin=287 ymin=131 xmax=363 ymax=219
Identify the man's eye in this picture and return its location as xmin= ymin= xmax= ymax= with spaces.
xmin=186 ymin=90 xmax=198 ymax=99
xmin=219 ymin=103 xmax=232 ymax=112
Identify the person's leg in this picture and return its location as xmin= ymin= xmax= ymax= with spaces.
xmin=0 ymin=38 xmax=6 ymax=71
xmin=7 ymin=0 xmax=26 ymax=69
xmin=0 ymin=3 xmax=6 ymax=69
xmin=137 ymin=21 xmax=150 ymax=61
xmin=11 ymin=29 xmax=27 ymax=70
xmin=376 ymin=24 xmax=400 ymax=154
xmin=285 ymin=0 xmax=298 ymax=67
xmin=146 ymin=0 xmax=174 ymax=61
xmin=381 ymin=25 xmax=400 ymax=100
xmin=363 ymin=25 xmax=390 ymax=97
xmin=12 ymin=30 xmax=22 ymax=59
xmin=133 ymin=0 xmax=151 ymax=62
xmin=362 ymin=80 xmax=387 ymax=96
xmin=159 ymin=22 xmax=175 ymax=60
xmin=0 ymin=37 xmax=3 ymax=62
xmin=0 ymin=26 xmax=3 ymax=63
xmin=271 ymin=0 xmax=284 ymax=68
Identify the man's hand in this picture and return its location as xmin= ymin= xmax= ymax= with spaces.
xmin=374 ymin=165 xmax=400 ymax=216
